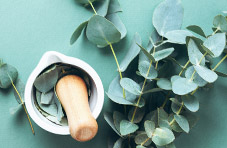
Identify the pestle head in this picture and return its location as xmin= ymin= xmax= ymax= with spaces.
xmin=55 ymin=75 xmax=98 ymax=142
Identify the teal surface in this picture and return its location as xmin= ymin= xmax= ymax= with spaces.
xmin=0 ymin=0 xmax=227 ymax=147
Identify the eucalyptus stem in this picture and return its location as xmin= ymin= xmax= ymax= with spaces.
xmin=179 ymin=60 xmax=190 ymax=76
xmin=141 ymin=137 xmax=150 ymax=146
xmin=212 ymin=54 xmax=227 ymax=71
xmin=88 ymin=0 xmax=97 ymax=15
xmin=10 ymin=79 xmax=35 ymax=135
xmin=212 ymin=28 xmax=219 ymax=35
xmin=131 ymin=61 xmax=153 ymax=123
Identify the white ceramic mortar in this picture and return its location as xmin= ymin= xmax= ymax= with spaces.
xmin=24 ymin=51 xmax=104 ymax=135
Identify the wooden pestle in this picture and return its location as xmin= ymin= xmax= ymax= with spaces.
xmin=55 ymin=75 xmax=98 ymax=142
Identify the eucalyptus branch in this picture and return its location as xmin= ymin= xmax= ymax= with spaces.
xmin=109 ymin=43 xmax=126 ymax=98
xmin=9 ymin=77 xmax=35 ymax=135
xmin=130 ymin=60 xmax=152 ymax=123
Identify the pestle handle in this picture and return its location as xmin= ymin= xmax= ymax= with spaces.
xmin=55 ymin=75 xmax=98 ymax=142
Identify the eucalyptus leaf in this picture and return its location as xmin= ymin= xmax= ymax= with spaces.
xmin=106 ymin=13 xmax=127 ymax=39
xmin=119 ymin=33 xmax=141 ymax=72
xmin=182 ymin=112 xmax=199 ymax=129
xmin=113 ymin=138 xmax=124 ymax=148
xmin=158 ymin=108 xmax=170 ymax=129
xmin=194 ymin=65 xmax=218 ymax=83
xmin=136 ymin=146 xmax=146 ymax=148
xmin=53 ymin=95 xmax=64 ymax=122
xmin=157 ymin=78 xmax=172 ymax=90
xmin=86 ymin=15 xmax=121 ymax=46
xmin=106 ymin=92 xmax=134 ymax=105
xmin=213 ymin=15 xmax=227 ymax=33
xmin=170 ymin=98 xmax=182 ymax=114
xmin=137 ymin=44 xmax=156 ymax=62
xmin=120 ymin=78 xmax=141 ymax=95
xmin=152 ymin=127 xmax=175 ymax=146
xmin=139 ymin=61 xmax=157 ymax=80
xmin=174 ymin=114 xmax=190 ymax=133
xmin=186 ymin=25 xmax=206 ymax=38
xmin=182 ymin=95 xmax=199 ymax=112
xmin=165 ymin=30 xmax=193 ymax=44
xmin=153 ymin=0 xmax=183 ymax=37
xmin=107 ymin=76 xmax=136 ymax=104
xmin=113 ymin=111 xmax=125 ymax=132
xmin=34 ymin=65 xmax=58 ymax=93
xmin=135 ymin=132 xmax=152 ymax=146
xmin=104 ymin=112 xmax=121 ymax=136
xmin=185 ymin=66 xmax=207 ymax=87
xmin=120 ymin=120 xmax=139 ymax=136
xmin=41 ymin=90 xmax=54 ymax=105
xmin=168 ymin=114 xmax=183 ymax=133
xmin=153 ymin=48 xmax=175 ymax=61
xmin=70 ymin=21 xmax=88 ymax=45
xmin=203 ymin=33 xmax=226 ymax=58
xmin=96 ymin=0 xmax=110 ymax=17
xmin=128 ymin=107 xmax=145 ymax=123
xmin=108 ymin=0 xmax=122 ymax=14
xmin=201 ymin=45 xmax=215 ymax=56
xmin=9 ymin=104 xmax=22 ymax=115
xmin=187 ymin=38 xmax=205 ymax=66
xmin=0 ymin=63 xmax=18 ymax=89
xmin=144 ymin=120 xmax=155 ymax=138
xmin=13 ymin=79 xmax=25 ymax=104
xmin=172 ymin=77 xmax=198 ymax=95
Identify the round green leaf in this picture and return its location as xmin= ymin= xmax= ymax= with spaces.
xmin=113 ymin=111 xmax=125 ymax=132
xmin=213 ymin=15 xmax=227 ymax=33
xmin=0 ymin=63 xmax=18 ymax=89
xmin=139 ymin=61 xmax=157 ymax=80
xmin=157 ymin=78 xmax=172 ymax=90
xmin=203 ymin=33 xmax=226 ymax=58
xmin=107 ymin=76 xmax=136 ymax=104
xmin=168 ymin=114 xmax=183 ymax=133
xmin=152 ymin=127 xmax=175 ymax=146
xmin=187 ymin=38 xmax=205 ymax=66
xmin=170 ymin=98 xmax=182 ymax=114
xmin=120 ymin=78 xmax=141 ymax=95
xmin=172 ymin=77 xmax=198 ymax=95
xmin=96 ymin=0 xmax=110 ymax=17
xmin=182 ymin=95 xmax=199 ymax=112
xmin=153 ymin=0 xmax=183 ymax=37
xmin=106 ymin=13 xmax=127 ymax=39
xmin=165 ymin=30 xmax=193 ymax=44
xmin=186 ymin=25 xmax=206 ymax=38
xmin=174 ymin=114 xmax=190 ymax=133
xmin=153 ymin=48 xmax=175 ymax=61
xmin=34 ymin=65 xmax=58 ymax=93
xmin=104 ymin=112 xmax=121 ymax=136
xmin=120 ymin=120 xmax=139 ymax=136
xmin=193 ymin=65 xmax=218 ymax=83
xmin=86 ymin=15 xmax=121 ymax=46
xmin=144 ymin=120 xmax=155 ymax=138
xmin=70 ymin=21 xmax=88 ymax=45
xmin=41 ymin=90 xmax=54 ymax=105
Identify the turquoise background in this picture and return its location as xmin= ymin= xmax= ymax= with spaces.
xmin=0 ymin=0 xmax=227 ymax=147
